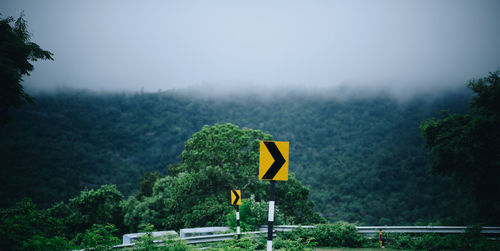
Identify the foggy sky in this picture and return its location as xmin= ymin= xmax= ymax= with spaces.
xmin=2 ymin=0 xmax=500 ymax=97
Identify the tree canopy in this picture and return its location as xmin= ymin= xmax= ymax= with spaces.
xmin=1 ymin=89 xmax=474 ymax=224
xmin=0 ymin=13 xmax=53 ymax=125
xmin=173 ymin=123 xmax=272 ymax=191
xmin=123 ymin=123 xmax=324 ymax=232
xmin=420 ymin=71 xmax=500 ymax=224
xmin=0 ymin=185 xmax=123 ymax=251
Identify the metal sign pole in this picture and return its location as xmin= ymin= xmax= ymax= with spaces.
xmin=236 ymin=205 xmax=240 ymax=239
xmin=267 ymin=180 xmax=276 ymax=251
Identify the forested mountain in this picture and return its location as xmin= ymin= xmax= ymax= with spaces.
xmin=0 ymin=87 xmax=475 ymax=225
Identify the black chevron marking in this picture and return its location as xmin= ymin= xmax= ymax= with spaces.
xmin=232 ymin=190 xmax=240 ymax=205
xmin=262 ymin=141 xmax=286 ymax=179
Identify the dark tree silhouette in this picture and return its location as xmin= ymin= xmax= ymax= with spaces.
xmin=0 ymin=12 xmax=53 ymax=125
xmin=420 ymin=71 xmax=500 ymax=224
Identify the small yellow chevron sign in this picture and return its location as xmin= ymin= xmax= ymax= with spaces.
xmin=259 ymin=141 xmax=289 ymax=181
xmin=231 ymin=190 xmax=241 ymax=205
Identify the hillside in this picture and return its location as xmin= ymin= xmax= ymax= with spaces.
xmin=0 ymin=88 xmax=475 ymax=225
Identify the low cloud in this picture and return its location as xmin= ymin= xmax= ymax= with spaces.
xmin=2 ymin=0 xmax=499 ymax=99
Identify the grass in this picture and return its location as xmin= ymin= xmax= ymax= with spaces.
xmin=315 ymin=248 xmax=422 ymax=251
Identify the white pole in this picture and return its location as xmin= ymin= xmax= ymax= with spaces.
xmin=267 ymin=181 xmax=276 ymax=251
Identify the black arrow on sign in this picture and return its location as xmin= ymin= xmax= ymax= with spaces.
xmin=232 ymin=190 xmax=240 ymax=205
xmin=262 ymin=141 xmax=286 ymax=180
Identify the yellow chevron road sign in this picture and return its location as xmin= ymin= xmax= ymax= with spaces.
xmin=259 ymin=141 xmax=289 ymax=181
xmin=231 ymin=190 xmax=241 ymax=205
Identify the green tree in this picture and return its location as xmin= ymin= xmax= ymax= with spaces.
xmin=137 ymin=171 xmax=162 ymax=200
xmin=2 ymin=88 xmax=475 ymax=226
xmin=135 ymin=224 xmax=191 ymax=251
xmin=420 ymin=71 xmax=500 ymax=224
xmin=48 ymin=184 xmax=125 ymax=236
xmin=172 ymin=123 xmax=272 ymax=191
xmin=226 ymin=196 xmax=287 ymax=232
xmin=0 ymin=13 xmax=53 ymax=125
xmin=71 ymin=223 xmax=120 ymax=251
xmin=124 ymin=123 xmax=323 ymax=231
xmin=276 ymin=173 xmax=325 ymax=224
xmin=0 ymin=198 xmax=70 ymax=251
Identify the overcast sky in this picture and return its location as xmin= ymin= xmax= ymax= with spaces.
xmin=2 ymin=0 xmax=500 ymax=96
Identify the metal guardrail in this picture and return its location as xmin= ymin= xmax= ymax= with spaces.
xmin=122 ymin=230 xmax=178 ymax=244
xmin=259 ymin=225 xmax=500 ymax=235
xmin=114 ymin=225 xmax=500 ymax=249
xmin=259 ymin=225 xmax=315 ymax=232
xmin=180 ymin=227 xmax=231 ymax=238
xmin=112 ymin=230 xmax=269 ymax=249
xmin=356 ymin=226 xmax=500 ymax=235
xmin=183 ymin=230 xmax=269 ymax=244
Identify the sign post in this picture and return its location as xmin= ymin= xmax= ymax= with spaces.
xmin=379 ymin=229 xmax=383 ymax=248
xmin=231 ymin=189 xmax=241 ymax=239
xmin=259 ymin=141 xmax=289 ymax=251
xmin=267 ymin=180 xmax=276 ymax=251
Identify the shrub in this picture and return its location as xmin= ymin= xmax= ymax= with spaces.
xmin=278 ymin=222 xmax=367 ymax=248
xmin=71 ymin=223 xmax=120 ymax=250
xmin=311 ymin=222 xmax=366 ymax=247
xmin=218 ymin=235 xmax=315 ymax=251
xmin=220 ymin=236 xmax=265 ymax=250
xmin=0 ymin=198 xmax=70 ymax=251
xmin=274 ymin=236 xmax=317 ymax=251
xmin=22 ymin=235 xmax=72 ymax=250
xmin=226 ymin=196 xmax=287 ymax=232
xmin=135 ymin=224 xmax=191 ymax=251
xmin=382 ymin=225 xmax=500 ymax=251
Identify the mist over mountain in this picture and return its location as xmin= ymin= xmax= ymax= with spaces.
xmin=2 ymin=0 xmax=500 ymax=94
xmin=165 ymin=81 xmax=471 ymax=103
xmin=2 ymin=1 xmax=500 ymax=249
xmin=0 ymin=87 xmax=476 ymax=224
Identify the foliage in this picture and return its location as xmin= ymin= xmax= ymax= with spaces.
xmin=137 ymin=171 xmax=162 ymax=199
xmin=0 ymin=198 xmax=70 ymax=250
xmin=122 ymin=195 xmax=143 ymax=232
xmin=315 ymin=222 xmax=366 ymax=247
xmin=273 ymin=236 xmax=317 ymax=251
xmin=212 ymin=235 xmax=315 ymax=251
xmin=135 ymin=224 xmax=157 ymax=250
xmin=0 ymin=12 xmax=53 ymax=125
xmin=210 ymin=236 xmax=265 ymax=251
xmin=135 ymin=224 xmax=191 ymax=251
xmin=21 ymin=235 xmax=71 ymax=251
xmin=279 ymin=222 xmax=367 ymax=248
xmin=0 ymin=185 xmax=125 ymax=249
xmin=71 ymin=223 xmax=120 ymax=250
xmin=276 ymin=173 xmax=326 ymax=224
xmin=276 ymin=223 xmax=500 ymax=250
xmin=124 ymin=123 xmax=323 ymax=231
xmin=226 ymin=196 xmax=287 ymax=232
xmin=124 ymin=167 xmax=230 ymax=231
xmin=1 ymin=88 xmax=475 ymax=224
xmin=157 ymin=240 xmax=192 ymax=251
xmin=7 ymin=89 xmax=488 ymax=247
xmin=47 ymin=184 xmax=124 ymax=236
xmin=382 ymin=225 xmax=500 ymax=250
xmin=173 ymin=123 xmax=272 ymax=189
xmin=420 ymin=71 xmax=500 ymax=223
